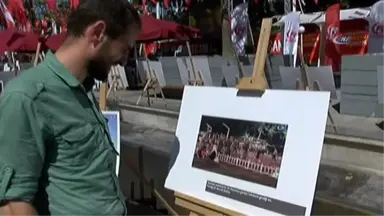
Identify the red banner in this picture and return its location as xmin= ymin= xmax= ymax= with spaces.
xmin=269 ymin=32 xmax=320 ymax=64
xmin=266 ymin=19 xmax=368 ymax=70
xmin=325 ymin=3 xmax=341 ymax=72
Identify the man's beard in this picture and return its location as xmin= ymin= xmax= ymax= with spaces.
xmin=87 ymin=59 xmax=110 ymax=81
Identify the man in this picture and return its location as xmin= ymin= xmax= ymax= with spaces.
xmin=0 ymin=0 xmax=141 ymax=215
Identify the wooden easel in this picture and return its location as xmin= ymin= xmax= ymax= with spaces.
xmin=296 ymin=46 xmax=338 ymax=133
xmin=188 ymin=70 xmax=204 ymax=86
xmin=136 ymin=58 xmax=167 ymax=106
xmin=174 ymin=18 xmax=273 ymax=216
xmin=107 ymin=66 xmax=125 ymax=101
xmin=186 ymin=41 xmax=204 ymax=86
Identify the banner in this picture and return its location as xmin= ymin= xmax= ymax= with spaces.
xmin=282 ymin=12 xmax=300 ymax=56
xmin=231 ymin=3 xmax=248 ymax=56
xmin=325 ymin=3 xmax=341 ymax=72
xmin=367 ymin=0 xmax=384 ymax=54
xmin=269 ymin=32 xmax=320 ymax=65
xmin=266 ymin=20 xmax=368 ymax=67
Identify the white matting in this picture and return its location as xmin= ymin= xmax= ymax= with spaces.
xmin=165 ymin=86 xmax=330 ymax=216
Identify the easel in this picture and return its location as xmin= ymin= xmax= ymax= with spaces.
xmin=98 ymin=82 xmax=178 ymax=216
xmin=186 ymin=41 xmax=204 ymax=86
xmin=107 ymin=66 xmax=125 ymax=101
xmin=174 ymin=18 xmax=273 ymax=216
xmin=296 ymin=45 xmax=338 ymax=133
xmin=136 ymin=56 xmax=167 ymax=106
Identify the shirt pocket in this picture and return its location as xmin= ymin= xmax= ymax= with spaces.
xmin=58 ymin=122 xmax=102 ymax=166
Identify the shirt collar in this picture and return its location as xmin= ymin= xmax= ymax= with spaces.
xmin=44 ymin=51 xmax=81 ymax=88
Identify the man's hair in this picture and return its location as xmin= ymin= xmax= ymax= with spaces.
xmin=66 ymin=0 xmax=141 ymax=39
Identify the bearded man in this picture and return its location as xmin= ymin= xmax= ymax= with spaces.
xmin=0 ymin=0 xmax=141 ymax=215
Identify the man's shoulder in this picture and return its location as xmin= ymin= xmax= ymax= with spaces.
xmin=3 ymin=64 xmax=53 ymax=99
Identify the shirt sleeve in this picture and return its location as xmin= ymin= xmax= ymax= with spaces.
xmin=0 ymin=92 xmax=47 ymax=203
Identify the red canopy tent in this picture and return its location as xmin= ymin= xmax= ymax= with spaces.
xmin=138 ymin=15 xmax=199 ymax=41
xmin=45 ymin=15 xmax=199 ymax=50
xmin=7 ymin=32 xmax=42 ymax=52
xmin=0 ymin=28 xmax=43 ymax=53
xmin=45 ymin=33 xmax=66 ymax=51
xmin=0 ymin=28 xmax=25 ymax=53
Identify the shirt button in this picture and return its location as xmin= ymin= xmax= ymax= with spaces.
xmin=36 ymin=83 xmax=44 ymax=91
xmin=3 ymin=167 xmax=11 ymax=173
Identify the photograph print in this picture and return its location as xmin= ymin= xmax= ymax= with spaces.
xmin=192 ymin=115 xmax=288 ymax=188
xmin=102 ymin=111 xmax=120 ymax=175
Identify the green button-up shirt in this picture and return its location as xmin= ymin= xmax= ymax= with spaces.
xmin=0 ymin=52 xmax=126 ymax=215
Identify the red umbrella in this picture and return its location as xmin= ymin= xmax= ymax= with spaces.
xmin=139 ymin=15 xmax=199 ymax=41
xmin=0 ymin=28 xmax=40 ymax=53
xmin=45 ymin=32 xmax=66 ymax=51
xmin=7 ymin=32 xmax=41 ymax=52
xmin=138 ymin=15 xmax=164 ymax=41
xmin=44 ymin=16 xmax=200 ymax=51
xmin=0 ymin=43 xmax=6 ymax=54
xmin=0 ymin=28 xmax=24 ymax=46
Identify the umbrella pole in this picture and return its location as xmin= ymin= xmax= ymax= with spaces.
xmin=34 ymin=42 xmax=42 ymax=67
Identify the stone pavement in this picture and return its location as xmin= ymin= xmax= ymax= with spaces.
xmin=102 ymin=90 xmax=384 ymax=141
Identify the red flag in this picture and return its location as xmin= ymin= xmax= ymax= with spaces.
xmin=6 ymin=0 xmax=31 ymax=30
xmin=143 ymin=43 xmax=156 ymax=56
xmin=325 ymin=3 xmax=341 ymax=72
xmin=46 ymin=0 xmax=57 ymax=11
xmin=70 ymin=0 xmax=80 ymax=9
xmin=0 ymin=0 xmax=15 ymax=28
xmin=164 ymin=0 xmax=170 ymax=8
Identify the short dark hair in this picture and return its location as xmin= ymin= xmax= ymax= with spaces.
xmin=66 ymin=0 xmax=141 ymax=39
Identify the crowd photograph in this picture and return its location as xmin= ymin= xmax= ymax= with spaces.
xmin=192 ymin=115 xmax=288 ymax=188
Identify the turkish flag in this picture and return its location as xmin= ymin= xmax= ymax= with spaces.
xmin=325 ymin=3 xmax=341 ymax=72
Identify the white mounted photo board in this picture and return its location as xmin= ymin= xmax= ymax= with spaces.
xmin=102 ymin=111 xmax=121 ymax=176
xmin=165 ymin=86 xmax=330 ymax=216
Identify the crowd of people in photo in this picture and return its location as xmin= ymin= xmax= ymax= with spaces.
xmin=195 ymin=131 xmax=282 ymax=168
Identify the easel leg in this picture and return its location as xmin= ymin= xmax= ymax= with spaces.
xmin=313 ymin=81 xmax=338 ymax=133
xmin=327 ymin=108 xmax=338 ymax=133
xmin=146 ymin=88 xmax=151 ymax=106
xmin=99 ymin=82 xmax=108 ymax=110
xmin=159 ymin=87 xmax=167 ymax=107
xmin=106 ymin=78 xmax=116 ymax=98
xmin=136 ymin=80 xmax=151 ymax=105
xmin=153 ymin=88 xmax=158 ymax=100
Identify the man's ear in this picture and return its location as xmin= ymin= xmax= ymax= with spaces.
xmin=84 ymin=21 xmax=107 ymax=47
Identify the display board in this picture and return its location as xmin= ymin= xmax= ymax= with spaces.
xmin=0 ymin=80 xmax=3 ymax=95
xmin=165 ymin=86 xmax=330 ymax=216
xmin=102 ymin=111 xmax=121 ymax=176
xmin=378 ymin=66 xmax=384 ymax=104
